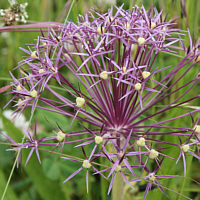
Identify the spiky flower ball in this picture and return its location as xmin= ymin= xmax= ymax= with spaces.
xmin=2 ymin=5 xmax=200 ymax=199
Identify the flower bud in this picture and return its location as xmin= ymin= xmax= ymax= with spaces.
xmin=118 ymin=151 xmax=124 ymax=158
xmin=107 ymin=17 xmax=114 ymax=24
xmin=17 ymin=99 xmax=22 ymax=105
xmin=122 ymin=67 xmax=126 ymax=74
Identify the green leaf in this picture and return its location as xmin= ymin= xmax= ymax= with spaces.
xmin=0 ymin=168 xmax=18 ymax=200
xmin=42 ymin=158 xmax=60 ymax=181
xmin=35 ymin=108 xmax=68 ymax=130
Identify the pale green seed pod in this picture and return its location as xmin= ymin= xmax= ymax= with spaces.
xmin=30 ymin=90 xmax=37 ymax=98
xmin=100 ymin=71 xmax=108 ymax=80
xmin=135 ymin=83 xmax=142 ymax=91
xmin=76 ymin=97 xmax=85 ymax=107
xmin=137 ymin=37 xmax=145 ymax=45
xmin=149 ymin=149 xmax=159 ymax=159
xmin=56 ymin=131 xmax=65 ymax=142
xmin=82 ymin=160 xmax=91 ymax=168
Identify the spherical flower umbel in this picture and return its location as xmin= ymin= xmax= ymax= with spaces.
xmin=1 ymin=4 xmax=200 ymax=200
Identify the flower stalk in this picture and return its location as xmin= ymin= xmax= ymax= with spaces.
xmin=112 ymin=172 xmax=124 ymax=200
xmin=112 ymin=138 xmax=125 ymax=200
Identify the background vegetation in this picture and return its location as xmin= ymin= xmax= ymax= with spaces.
xmin=0 ymin=0 xmax=199 ymax=200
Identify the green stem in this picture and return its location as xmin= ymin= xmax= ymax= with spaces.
xmin=112 ymin=138 xmax=125 ymax=200
xmin=100 ymin=156 xmax=107 ymax=200
xmin=112 ymin=172 xmax=124 ymax=200
xmin=64 ymin=0 xmax=75 ymax=25
xmin=0 ymin=149 xmax=20 ymax=200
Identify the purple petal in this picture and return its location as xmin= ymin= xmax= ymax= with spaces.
xmin=63 ymin=167 xmax=83 ymax=183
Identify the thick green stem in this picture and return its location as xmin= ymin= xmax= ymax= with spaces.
xmin=112 ymin=172 xmax=124 ymax=200
xmin=112 ymin=138 xmax=125 ymax=200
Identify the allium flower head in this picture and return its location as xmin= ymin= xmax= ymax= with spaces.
xmin=2 ymin=4 xmax=200 ymax=199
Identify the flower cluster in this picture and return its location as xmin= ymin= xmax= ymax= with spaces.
xmin=2 ymin=5 xmax=200 ymax=199
xmin=0 ymin=0 xmax=28 ymax=25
